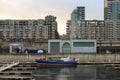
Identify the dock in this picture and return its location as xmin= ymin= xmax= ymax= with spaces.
xmin=0 ymin=62 xmax=19 ymax=72
xmin=0 ymin=54 xmax=120 ymax=79
xmin=0 ymin=62 xmax=37 ymax=79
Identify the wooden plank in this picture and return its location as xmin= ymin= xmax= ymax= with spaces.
xmin=0 ymin=62 xmax=19 ymax=72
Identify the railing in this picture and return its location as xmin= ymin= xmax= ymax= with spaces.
xmin=0 ymin=54 xmax=120 ymax=63
xmin=75 ymin=54 xmax=120 ymax=63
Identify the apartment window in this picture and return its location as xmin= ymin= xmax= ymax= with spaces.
xmin=33 ymin=21 xmax=38 ymax=25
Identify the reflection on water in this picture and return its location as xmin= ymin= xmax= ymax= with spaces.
xmin=33 ymin=65 xmax=120 ymax=80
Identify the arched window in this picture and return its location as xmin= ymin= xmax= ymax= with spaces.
xmin=62 ymin=42 xmax=70 ymax=53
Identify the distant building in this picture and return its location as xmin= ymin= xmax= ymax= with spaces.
xmin=104 ymin=20 xmax=120 ymax=41
xmin=76 ymin=20 xmax=105 ymax=40
xmin=44 ymin=15 xmax=59 ymax=39
xmin=104 ymin=0 xmax=120 ymax=20
xmin=71 ymin=6 xmax=85 ymax=21
xmin=104 ymin=0 xmax=120 ymax=41
xmin=48 ymin=39 xmax=97 ymax=53
xmin=67 ymin=19 xmax=120 ymax=41
xmin=67 ymin=6 xmax=85 ymax=39
xmin=0 ymin=15 xmax=59 ymax=41
xmin=78 ymin=20 xmax=120 ymax=41
xmin=67 ymin=4 xmax=120 ymax=41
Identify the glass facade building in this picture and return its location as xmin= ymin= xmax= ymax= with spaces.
xmin=71 ymin=7 xmax=85 ymax=21
xmin=104 ymin=0 xmax=120 ymax=20
xmin=67 ymin=6 xmax=85 ymax=39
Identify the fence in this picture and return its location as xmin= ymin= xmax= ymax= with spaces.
xmin=0 ymin=54 xmax=120 ymax=63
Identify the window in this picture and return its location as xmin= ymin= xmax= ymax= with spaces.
xmin=73 ymin=42 xmax=95 ymax=47
xmin=50 ymin=42 xmax=60 ymax=47
xmin=62 ymin=42 xmax=70 ymax=48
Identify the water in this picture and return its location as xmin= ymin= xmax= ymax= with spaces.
xmin=33 ymin=65 xmax=120 ymax=80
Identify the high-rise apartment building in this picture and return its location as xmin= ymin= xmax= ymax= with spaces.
xmin=77 ymin=20 xmax=120 ymax=41
xmin=0 ymin=15 xmax=59 ymax=41
xmin=67 ymin=6 xmax=85 ymax=39
xmin=104 ymin=0 xmax=120 ymax=20
xmin=44 ymin=15 xmax=59 ymax=39
xmin=71 ymin=7 xmax=85 ymax=21
xmin=105 ymin=20 xmax=120 ymax=40
xmin=76 ymin=20 xmax=105 ymax=40
xmin=104 ymin=0 xmax=120 ymax=41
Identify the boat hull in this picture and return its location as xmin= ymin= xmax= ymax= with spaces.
xmin=35 ymin=59 xmax=77 ymax=67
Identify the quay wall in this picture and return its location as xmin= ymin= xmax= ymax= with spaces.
xmin=0 ymin=54 xmax=120 ymax=63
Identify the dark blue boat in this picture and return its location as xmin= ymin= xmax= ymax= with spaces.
xmin=35 ymin=59 xmax=77 ymax=67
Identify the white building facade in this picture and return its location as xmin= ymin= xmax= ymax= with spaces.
xmin=48 ymin=40 xmax=97 ymax=53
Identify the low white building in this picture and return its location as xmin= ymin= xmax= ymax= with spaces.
xmin=9 ymin=43 xmax=23 ymax=53
xmin=48 ymin=39 xmax=97 ymax=53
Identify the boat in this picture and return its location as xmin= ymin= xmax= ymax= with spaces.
xmin=35 ymin=58 xmax=77 ymax=67
xmin=35 ymin=33 xmax=78 ymax=67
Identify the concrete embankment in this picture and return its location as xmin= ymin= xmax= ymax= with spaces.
xmin=0 ymin=53 xmax=120 ymax=64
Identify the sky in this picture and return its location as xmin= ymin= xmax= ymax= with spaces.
xmin=0 ymin=0 xmax=104 ymax=35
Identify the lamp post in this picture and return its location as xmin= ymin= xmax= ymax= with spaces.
xmin=110 ymin=40 xmax=112 ymax=53
xmin=99 ymin=39 xmax=101 ymax=54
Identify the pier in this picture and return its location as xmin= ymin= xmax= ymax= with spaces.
xmin=0 ymin=62 xmax=36 ymax=79
xmin=0 ymin=62 xmax=19 ymax=72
